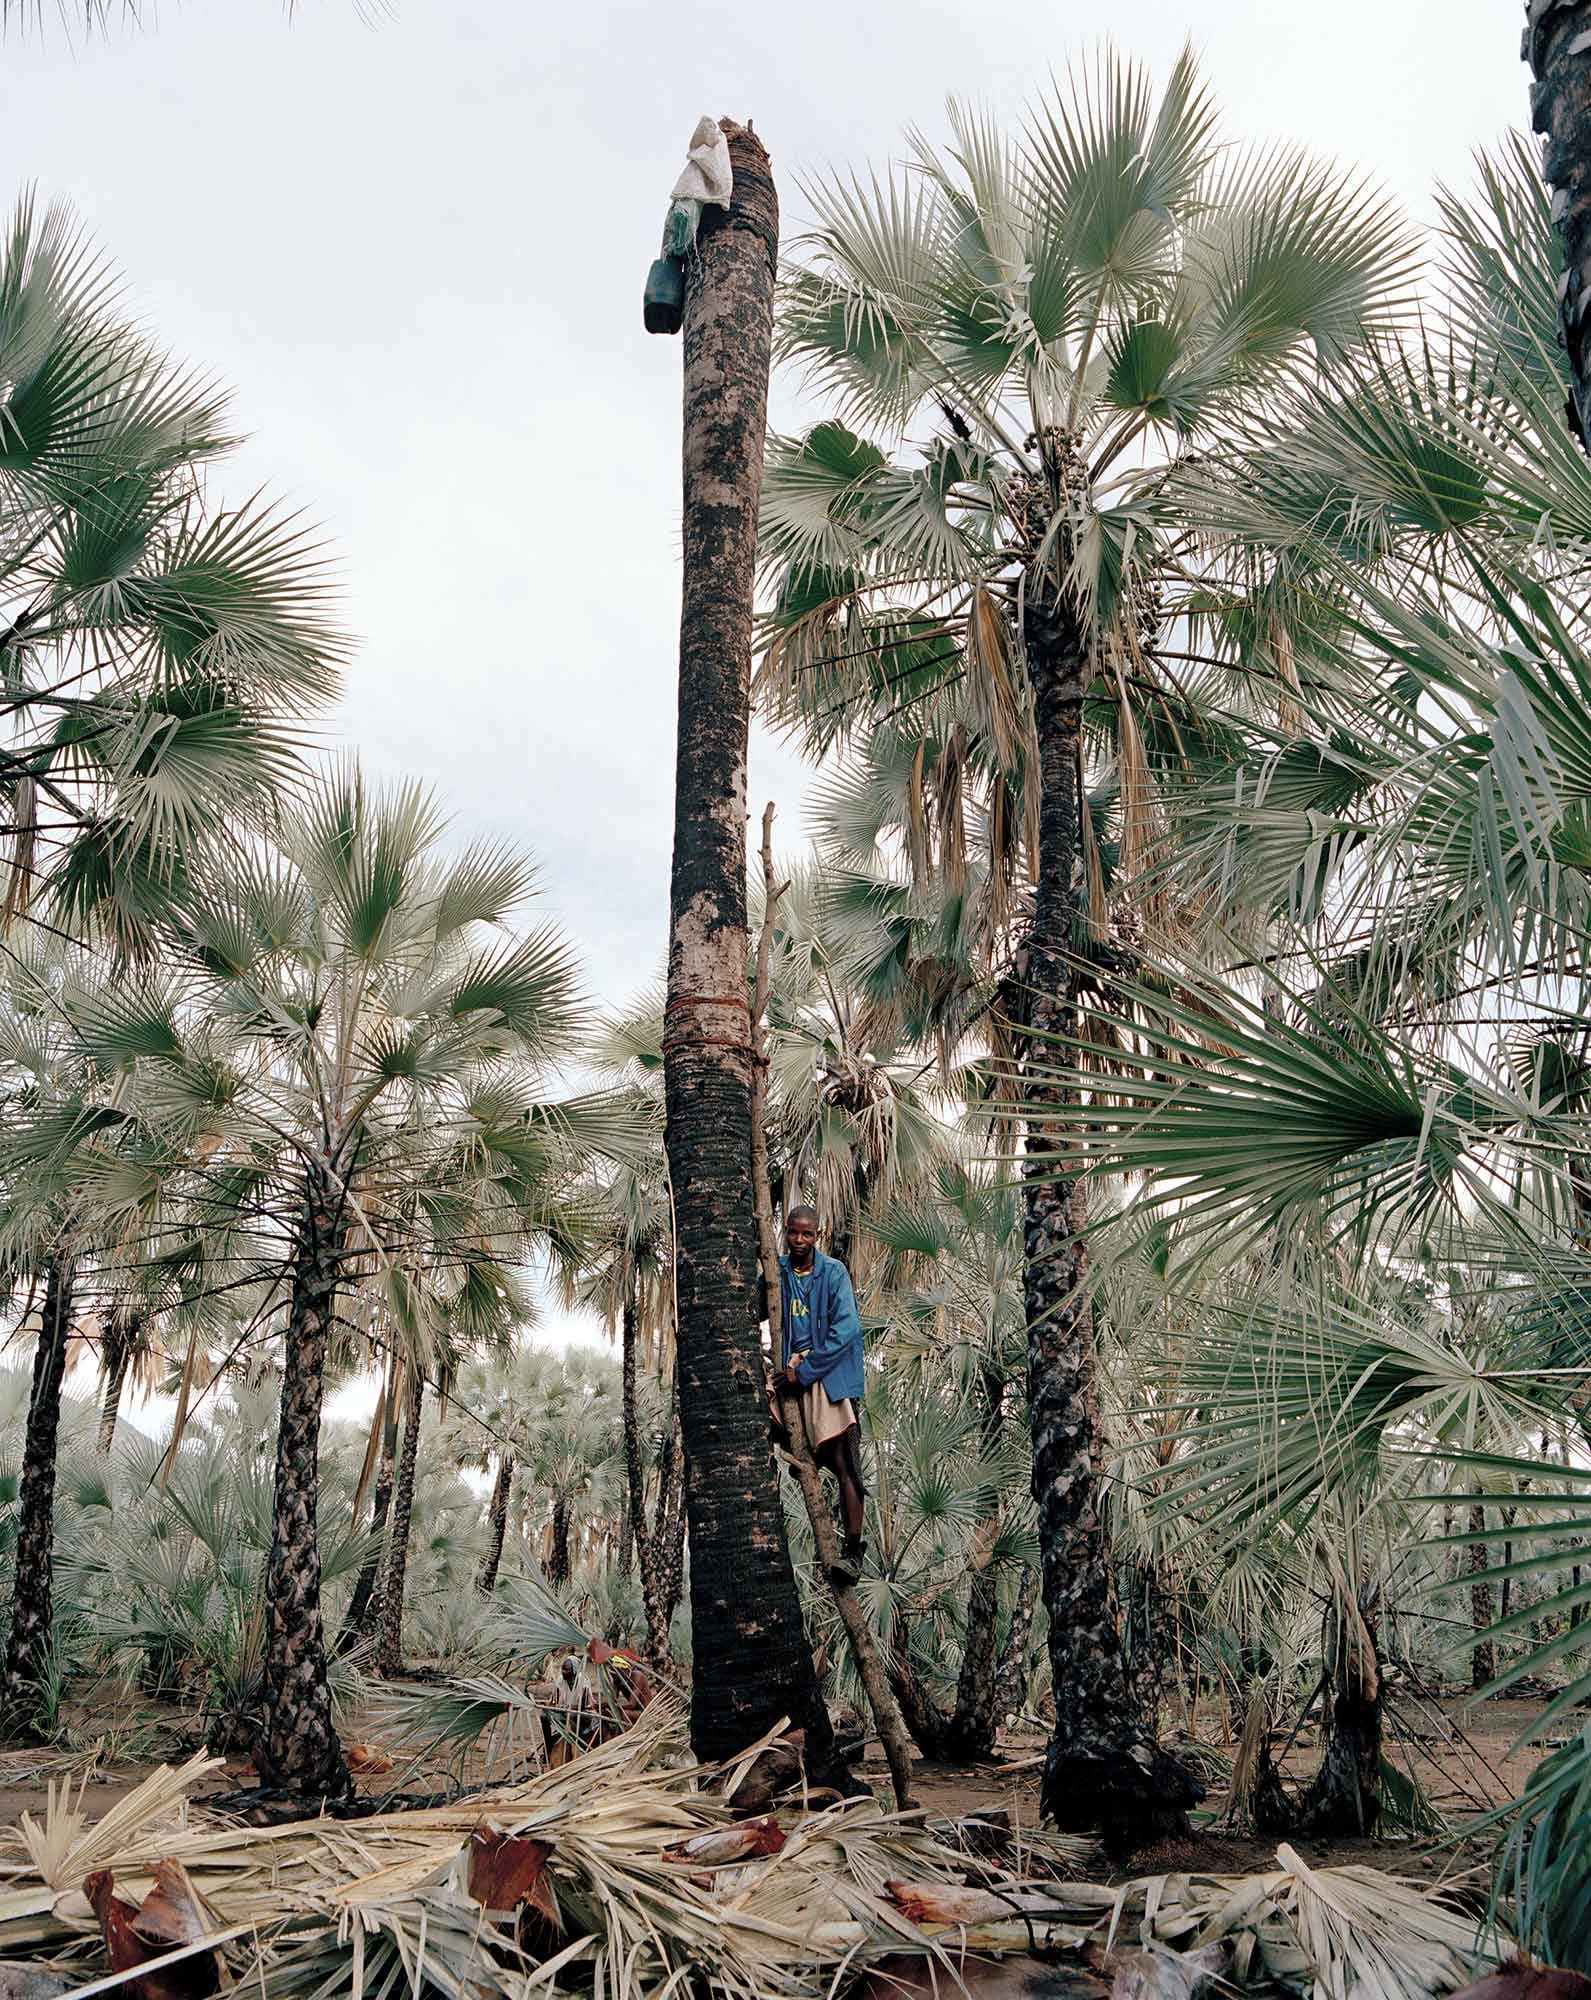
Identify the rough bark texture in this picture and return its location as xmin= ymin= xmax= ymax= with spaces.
xmin=661 ymin=120 xmax=836 ymax=1777
xmin=477 ymin=1456 xmax=513 ymax=1596
xmin=1526 ymin=0 xmax=1591 ymax=452
xmin=1020 ymin=584 xmax=1200 ymax=1850
xmin=96 ymin=1315 xmax=135 ymax=1458
xmin=548 ymin=1493 xmax=572 ymax=1589
xmin=618 ymin=1498 xmax=635 ymax=1579
xmin=1125 ymin=1557 xmax=1185 ymax=1736
xmin=995 ymin=1564 xmax=1040 ymax=1723
xmin=257 ymin=1166 xmax=352 ymax=1798
xmin=375 ymin=1371 xmax=424 ymax=1678
xmin=1470 ymin=1503 xmax=1497 ymax=1691
xmin=0 ymin=1259 xmax=74 ymax=1738
xmin=945 ymin=1541 xmax=1002 ymax=1759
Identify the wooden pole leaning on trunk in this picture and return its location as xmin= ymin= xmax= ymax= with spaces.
xmin=750 ymin=802 xmax=917 ymax=1811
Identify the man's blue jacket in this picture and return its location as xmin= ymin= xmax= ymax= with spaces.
xmin=779 ymin=1250 xmax=864 ymax=1402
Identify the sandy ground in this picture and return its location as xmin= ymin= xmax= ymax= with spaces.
xmin=0 ymin=1687 xmax=1563 ymax=1877
xmin=863 ymin=1693 xmax=1560 ymax=1875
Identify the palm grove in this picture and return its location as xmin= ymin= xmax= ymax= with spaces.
xmin=3 ymin=43 xmax=1591 ymax=1899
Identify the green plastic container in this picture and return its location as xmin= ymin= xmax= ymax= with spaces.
xmin=644 ymin=256 xmax=685 ymax=335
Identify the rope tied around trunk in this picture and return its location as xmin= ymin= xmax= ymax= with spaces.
xmin=660 ymin=990 xmax=753 ymax=1057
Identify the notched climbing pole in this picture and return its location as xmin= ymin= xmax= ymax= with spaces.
xmin=750 ymin=802 xmax=917 ymax=1812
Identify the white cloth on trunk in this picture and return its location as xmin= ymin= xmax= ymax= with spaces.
xmin=670 ymin=116 xmax=732 ymax=209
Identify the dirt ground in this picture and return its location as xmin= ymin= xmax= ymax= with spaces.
xmin=862 ymin=1693 xmax=1560 ymax=1876
xmin=0 ymin=1687 xmax=1561 ymax=1880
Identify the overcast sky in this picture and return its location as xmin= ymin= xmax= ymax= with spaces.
xmin=8 ymin=0 xmax=1529 ymax=997
xmin=6 ymin=0 xmax=1530 ymax=1366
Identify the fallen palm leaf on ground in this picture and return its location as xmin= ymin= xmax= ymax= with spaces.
xmin=0 ymin=1700 xmax=1508 ymax=1999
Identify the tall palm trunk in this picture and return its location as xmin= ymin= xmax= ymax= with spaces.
xmin=660 ymin=118 xmax=835 ymax=1776
xmin=96 ymin=1312 xmax=136 ymax=1457
xmin=0 ymin=1258 xmax=74 ymax=1739
xmin=376 ymin=1371 xmax=424 ymax=1677
xmin=622 ymin=1291 xmax=670 ymax=1664
xmin=340 ymin=1394 xmax=398 ymax=1651
xmin=258 ymin=1163 xmax=351 ymax=1798
xmin=477 ymin=1455 xmax=513 ymax=1595
xmin=1020 ymin=579 xmax=1198 ymax=1848
xmin=1525 ymin=1 xmax=1591 ymax=452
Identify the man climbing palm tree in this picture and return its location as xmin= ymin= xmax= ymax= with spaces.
xmin=773 ymin=1209 xmax=867 ymax=1584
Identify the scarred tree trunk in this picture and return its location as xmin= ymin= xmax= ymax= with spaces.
xmin=375 ymin=1371 xmax=424 ymax=1677
xmin=96 ymin=1313 xmax=136 ymax=1457
xmin=1525 ymin=0 xmax=1591 ymax=452
xmin=257 ymin=1164 xmax=352 ymax=1799
xmin=1020 ymin=582 xmax=1200 ymax=1850
xmin=477 ymin=1456 xmax=513 ymax=1596
xmin=0 ymin=1259 xmax=74 ymax=1739
xmin=660 ymin=118 xmax=836 ymax=1777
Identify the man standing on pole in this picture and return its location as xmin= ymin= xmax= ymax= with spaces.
xmin=773 ymin=1208 xmax=868 ymax=1584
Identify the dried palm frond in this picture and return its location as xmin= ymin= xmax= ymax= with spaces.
xmin=0 ymin=1706 xmax=1506 ymax=2000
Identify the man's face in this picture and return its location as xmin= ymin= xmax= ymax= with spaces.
xmin=785 ymin=1215 xmax=817 ymax=1268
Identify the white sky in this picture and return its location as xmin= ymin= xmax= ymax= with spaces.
xmin=7 ymin=0 xmax=1530 ymax=1357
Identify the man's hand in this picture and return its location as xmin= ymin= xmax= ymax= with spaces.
xmin=781 ymin=1359 xmax=803 ymax=1389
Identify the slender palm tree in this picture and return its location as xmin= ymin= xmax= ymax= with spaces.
xmin=0 ymin=196 xmax=341 ymax=958
xmin=69 ymin=769 xmax=587 ymax=1795
xmin=758 ymin=47 xmax=1416 ymax=1840
xmin=575 ymin=1150 xmax=677 ymax=1660
xmin=530 ymin=1371 xmax=622 ymax=1589
xmin=444 ymin=1352 xmax=526 ymax=1600
xmin=373 ymin=1359 xmax=428 ymax=1677
xmin=0 ymin=943 xmax=215 ymax=1736
xmin=1036 ymin=138 xmax=1591 ymax=1834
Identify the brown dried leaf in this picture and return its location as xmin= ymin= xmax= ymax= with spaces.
xmin=84 ymin=1868 xmax=220 ymax=2000
xmin=467 ymin=1828 xmax=558 ymax=1923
